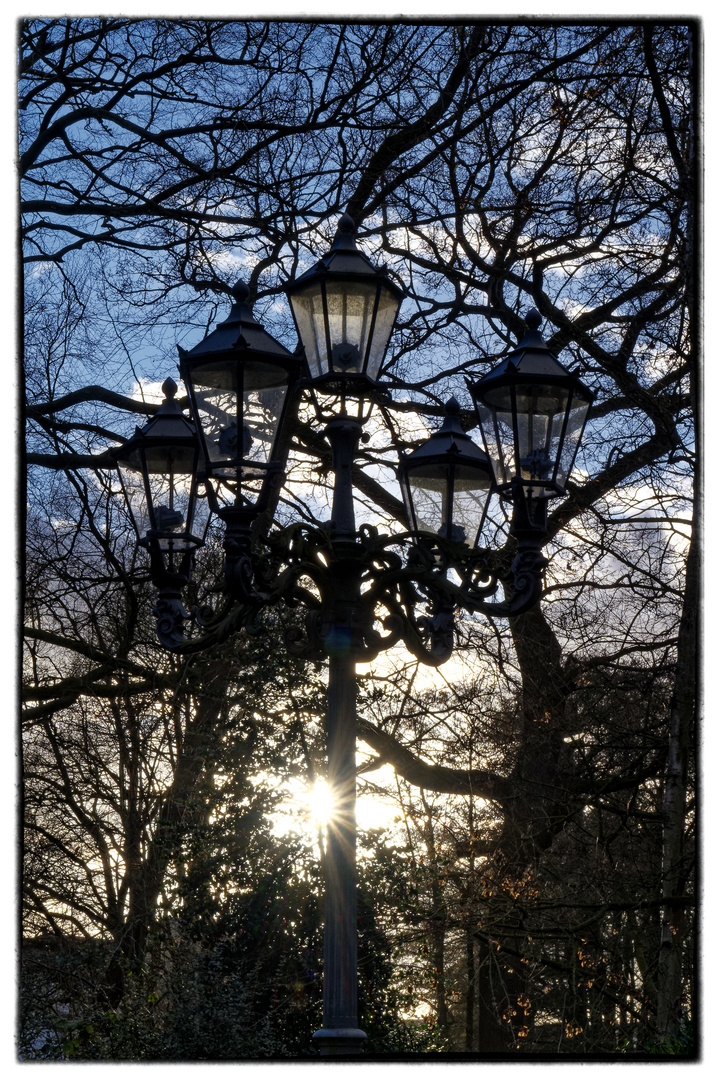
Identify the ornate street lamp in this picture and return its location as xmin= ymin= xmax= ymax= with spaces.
xmin=177 ymin=282 xmax=300 ymax=597
xmin=111 ymin=376 xmax=209 ymax=648
xmin=105 ymin=221 xmax=594 ymax=1058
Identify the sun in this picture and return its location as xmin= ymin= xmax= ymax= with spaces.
xmin=308 ymin=779 xmax=334 ymax=827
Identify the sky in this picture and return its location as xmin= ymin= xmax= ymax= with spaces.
xmin=4 ymin=3 xmax=714 ymax=1075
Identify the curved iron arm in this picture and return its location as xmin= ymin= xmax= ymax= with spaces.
xmin=469 ymin=481 xmax=549 ymax=617
xmin=170 ymin=489 xmax=549 ymax=659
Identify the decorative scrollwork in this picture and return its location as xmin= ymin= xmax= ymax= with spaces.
xmin=153 ymin=594 xmax=191 ymax=650
xmin=224 ymin=551 xmax=255 ymax=602
xmin=285 ymin=609 xmax=326 ymax=660
xmin=457 ymin=546 xmax=548 ymax=619
xmin=168 ymin=504 xmax=548 ymax=658
xmin=511 ymin=548 xmax=549 ymax=598
xmin=360 ymin=612 xmax=403 ymax=660
xmin=191 ymin=604 xmax=214 ymax=628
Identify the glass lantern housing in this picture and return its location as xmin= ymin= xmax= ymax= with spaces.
xmin=178 ymin=282 xmax=300 ymax=513
xmin=399 ymin=397 xmax=494 ymax=548
xmin=285 ymin=213 xmax=403 ymax=418
xmin=112 ymin=377 xmax=209 ymax=573
xmin=468 ymin=309 xmax=594 ymax=499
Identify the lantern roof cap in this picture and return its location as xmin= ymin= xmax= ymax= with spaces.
xmin=501 ymin=308 xmax=566 ymax=375
xmin=136 ymin=377 xmax=197 ymax=440
xmin=515 ymin=307 xmax=553 ymax=352
xmin=111 ymin=376 xmax=199 ymax=465
xmin=403 ymin=396 xmax=492 ymax=471
xmin=286 ymin=213 xmax=404 ymax=299
xmin=178 ymin=281 xmax=294 ymax=362
xmin=470 ymin=309 xmax=595 ymax=402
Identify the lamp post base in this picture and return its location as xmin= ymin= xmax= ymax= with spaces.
xmin=312 ymin=1028 xmax=368 ymax=1056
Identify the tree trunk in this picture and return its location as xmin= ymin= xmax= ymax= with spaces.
xmin=115 ymin=660 xmax=237 ymax=1000
xmin=477 ymin=601 xmax=573 ymax=1050
xmin=422 ymin=794 xmax=450 ymax=1043
xmin=465 ymin=927 xmax=476 ymax=1050
xmin=656 ymin=521 xmax=697 ymax=1038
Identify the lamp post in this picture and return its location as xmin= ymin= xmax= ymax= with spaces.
xmin=108 ymin=217 xmax=593 ymax=1056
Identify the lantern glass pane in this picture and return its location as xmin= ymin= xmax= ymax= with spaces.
xmin=514 ymin=383 xmax=570 ymax=417
xmin=408 ymin=464 xmax=491 ymax=546
xmin=289 ymin=281 xmax=328 ymax=378
xmin=449 ymin=473 xmax=492 ymax=547
xmin=365 ymin=285 xmax=400 ymax=380
xmin=142 ymin=441 xmax=197 ymax=475
xmin=556 ymin=398 xmax=590 ymax=488
xmin=117 ymin=460 xmax=151 ymax=540
xmin=118 ymin=454 xmax=205 ymax=555
xmin=325 ymin=279 xmax=378 ymax=376
xmin=243 ymin=382 xmax=287 ymax=467
xmin=187 ymin=477 xmax=210 ymax=545
xmin=148 ymin=466 xmax=196 ymax=548
xmin=189 ymin=358 xmax=288 ymax=489
xmin=513 ymin=383 xmax=571 ymax=493
xmin=191 ymin=377 xmax=238 ymax=475
xmin=409 ymin=472 xmax=449 ymax=537
xmin=476 ymin=401 xmax=513 ymax=487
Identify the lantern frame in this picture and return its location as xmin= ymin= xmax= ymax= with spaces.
xmin=178 ymin=282 xmax=300 ymax=517
xmin=399 ymin=397 xmax=494 ymax=549
xmin=111 ymin=376 xmax=208 ymax=572
xmin=285 ymin=213 xmax=404 ymax=416
xmin=468 ymin=309 xmax=594 ymax=500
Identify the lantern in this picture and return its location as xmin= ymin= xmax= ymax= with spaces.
xmin=112 ymin=377 xmax=208 ymax=575
xmin=285 ymin=213 xmax=403 ymax=418
xmin=399 ymin=397 xmax=494 ymax=547
xmin=468 ymin=309 xmax=594 ymax=499
xmin=178 ymin=282 xmax=299 ymax=515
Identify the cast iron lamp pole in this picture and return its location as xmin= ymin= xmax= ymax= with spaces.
xmin=313 ymin=415 xmax=367 ymax=1054
xmin=108 ymin=215 xmax=594 ymax=1057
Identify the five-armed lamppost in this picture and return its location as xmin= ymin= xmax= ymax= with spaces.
xmin=108 ymin=214 xmax=594 ymax=1055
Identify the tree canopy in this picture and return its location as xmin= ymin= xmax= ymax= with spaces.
xmin=20 ymin=18 xmax=696 ymax=1058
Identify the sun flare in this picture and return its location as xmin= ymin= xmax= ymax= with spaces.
xmin=309 ymin=779 xmax=334 ymax=827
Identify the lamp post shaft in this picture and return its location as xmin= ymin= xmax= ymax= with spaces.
xmin=326 ymin=417 xmax=362 ymax=541
xmin=317 ymin=652 xmax=366 ymax=1053
xmin=312 ymin=415 xmax=368 ymax=1056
